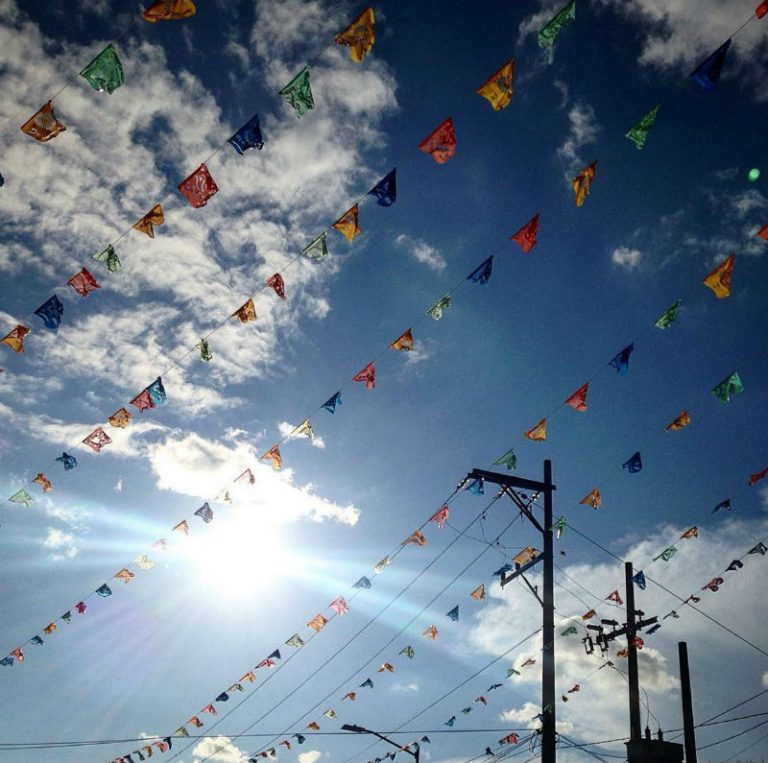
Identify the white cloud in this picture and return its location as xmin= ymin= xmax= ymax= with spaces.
xmin=390 ymin=681 xmax=419 ymax=693
xmin=395 ymin=234 xmax=447 ymax=272
xmin=43 ymin=527 xmax=79 ymax=559
xmin=298 ymin=751 xmax=323 ymax=763
xmin=595 ymin=0 xmax=768 ymax=100
xmin=556 ymin=101 xmax=600 ymax=175
xmin=146 ymin=432 xmax=359 ymax=526
xmin=763 ymin=671 xmax=768 ymax=688
xmin=192 ymin=736 xmax=248 ymax=763
xmin=611 ymin=246 xmax=643 ymax=270
xmin=114 ymin=478 xmax=123 ymax=492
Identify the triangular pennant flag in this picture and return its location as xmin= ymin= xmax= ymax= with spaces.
xmin=467 ymin=255 xmax=493 ymax=284
xmin=109 ymin=408 xmax=132 ymax=428
xmin=34 ymin=295 xmax=64 ymax=330
xmin=572 ymin=160 xmax=597 ymax=207
xmin=306 ymin=721 xmax=320 ymax=731
xmin=579 ymin=488 xmax=601 ymax=509
xmin=554 ymin=516 xmax=567 ymax=538
xmin=92 ymin=244 xmax=121 ymax=272
xmin=564 ymin=382 xmax=589 ymax=411
xmin=133 ymin=204 xmax=165 ymax=238
xmin=20 ymin=101 xmax=66 ymax=142
xmin=178 ymin=163 xmax=219 ymax=208
xmin=232 ymin=297 xmax=257 ymax=323
xmin=494 ymin=449 xmax=517 ymax=470
xmin=374 ymin=556 xmax=391 ymax=573
xmin=194 ymin=502 xmax=214 ymax=523
xmin=354 ymin=576 xmax=372 ymax=589
xmin=690 ymin=39 xmax=732 ymax=90
xmin=399 ymin=645 xmax=415 ymax=658
xmin=353 ymin=362 xmax=376 ymax=389
xmin=32 ymin=473 xmax=52 ymax=492
xmin=427 ymin=294 xmax=451 ymax=320
xmin=267 ymin=273 xmax=286 ymax=300
xmin=201 ymin=703 xmax=217 ymax=715
xmin=622 ymin=452 xmax=643 ymax=473
xmin=471 ymin=584 xmax=486 ymax=600
xmin=279 ymin=66 xmax=314 ymax=117
xmin=55 ymin=452 xmax=77 ymax=470
xmin=465 ymin=477 xmax=484 ymax=495
xmin=430 ymin=505 xmax=449 ymax=528
xmin=633 ymin=570 xmax=646 ymax=589
xmin=390 ymin=328 xmax=414 ymax=351
xmin=334 ymin=7 xmax=375 ymax=62
xmin=524 ymin=418 xmax=547 ymax=441
xmin=259 ymin=445 xmax=282 ymax=470
xmin=286 ymin=634 xmax=305 ymax=648
xmin=173 ymin=520 xmax=190 ymax=536
xmin=96 ymin=583 xmax=112 ymax=597
xmin=446 ymin=605 xmax=459 ymax=621
xmin=654 ymin=299 xmax=682 ymax=329
xmin=228 ymin=113 xmax=264 ymax=154
xmin=726 ymin=559 xmax=744 ymax=571
xmin=476 ymin=59 xmax=515 ymax=111
xmin=422 ymin=624 xmax=438 ymax=640
xmin=703 ymin=254 xmax=735 ymax=298
xmin=343 ymin=691 xmax=357 ymax=701
xmin=609 ymin=343 xmax=634 ymax=374
xmin=303 ymin=232 xmax=329 ymax=261
xmin=68 ymin=268 xmax=100 ymax=298
xmin=377 ymin=662 xmax=395 ymax=672
xmin=702 ymin=576 xmax=724 ymax=592
xmin=80 ymin=44 xmax=124 ymax=93
xmin=136 ymin=553 xmax=154 ymax=570
xmin=606 ymin=590 xmax=623 ymax=605
xmin=307 ymin=614 xmax=328 ymax=632
xmin=511 ymin=213 xmax=540 ymax=253
xmin=142 ymin=0 xmax=196 ymax=21
xmin=561 ymin=625 xmax=578 ymax=636
xmin=292 ymin=419 xmax=316 ymax=442
xmin=368 ymin=168 xmax=397 ymax=206
xmin=514 ymin=546 xmax=539 ymax=565
xmin=418 ymin=117 xmax=457 ymax=164
xmin=538 ymin=0 xmax=576 ymax=47
xmin=83 ymin=427 xmax=112 ymax=453
xmin=712 ymin=499 xmax=732 ymax=513
xmin=322 ymin=391 xmax=342 ymax=414
xmin=626 ymin=105 xmax=660 ymax=150
xmin=9 ymin=489 xmax=33 ymax=508
xmin=359 ymin=677 xmax=374 ymax=688
xmin=653 ymin=546 xmax=677 ymax=562
xmin=680 ymin=526 xmax=699 ymax=539
xmin=748 ymin=542 xmax=767 ymax=556
xmin=115 ymin=568 xmax=135 ymax=583
xmin=712 ymin=371 xmax=744 ymax=402
xmin=330 ymin=596 xmax=349 ymax=615
xmin=749 ymin=467 xmax=768 ymax=486
xmin=197 ymin=338 xmax=213 ymax=362
xmin=666 ymin=412 xmax=691 ymax=431
xmin=333 ymin=205 xmax=361 ymax=241
xmin=1 ymin=325 xmax=30 ymax=353
xmin=236 ymin=469 xmax=255 ymax=485
xmin=403 ymin=529 xmax=427 ymax=546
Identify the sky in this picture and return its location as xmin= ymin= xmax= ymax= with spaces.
xmin=0 ymin=1 xmax=767 ymax=763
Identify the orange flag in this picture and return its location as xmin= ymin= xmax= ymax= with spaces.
xmin=524 ymin=419 xmax=547 ymax=441
xmin=233 ymin=298 xmax=257 ymax=323
xmin=1 ymin=325 xmax=31 ymax=353
xmin=579 ymin=488 xmax=601 ymax=509
xmin=390 ymin=328 xmax=414 ymax=351
xmin=572 ymin=161 xmax=597 ymax=207
xmin=564 ymin=383 xmax=589 ymax=411
xmin=260 ymin=445 xmax=282 ymax=470
xmin=133 ymin=204 xmax=165 ymax=237
xmin=143 ymin=0 xmax=196 ymax=22
xmin=20 ymin=102 xmax=66 ymax=142
xmin=703 ymin=254 xmax=734 ymax=299
xmin=665 ymin=412 xmax=691 ymax=431
xmin=332 ymin=205 xmax=361 ymax=241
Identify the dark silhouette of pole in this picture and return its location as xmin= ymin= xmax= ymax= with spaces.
xmin=541 ymin=459 xmax=556 ymax=763
xmin=625 ymin=562 xmax=642 ymax=741
xmin=678 ymin=643 xmax=697 ymax=763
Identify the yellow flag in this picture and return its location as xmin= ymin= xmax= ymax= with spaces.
xmin=665 ymin=412 xmax=691 ymax=431
xmin=143 ymin=0 xmax=196 ymax=22
xmin=470 ymin=584 xmax=486 ymax=600
xmin=20 ymin=102 xmax=66 ymax=142
xmin=572 ymin=161 xmax=597 ymax=207
xmin=579 ymin=488 xmax=601 ymax=509
xmin=332 ymin=204 xmax=361 ymax=241
xmin=1 ymin=325 xmax=31 ymax=353
xmin=703 ymin=254 xmax=734 ymax=299
xmin=524 ymin=418 xmax=547 ymax=441
xmin=334 ymin=7 xmax=375 ymax=63
xmin=133 ymin=204 xmax=165 ymax=238
xmin=233 ymin=298 xmax=257 ymax=323
xmin=513 ymin=546 xmax=538 ymax=565
xmin=476 ymin=59 xmax=515 ymax=111
xmin=390 ymin=328 xmax=414 ymax=351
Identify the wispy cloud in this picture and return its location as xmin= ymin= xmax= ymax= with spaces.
xmin=43 ymin=527 xmax=79 ymax=560
xmin=395 ymin=234 xmax=447 ymax=272
xmin=611 ymin=246 xmax=643 ymax=271
xmin=556 ymin=101 xmax=600 ymax=176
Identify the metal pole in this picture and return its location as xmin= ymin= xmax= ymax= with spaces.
xmin=678 ymin=642 xmax=698 ymax=763
xmin=541 ymin=459 xmax=556 ymax=763
xmin=625 ymin=562 xmax=642 ymax=741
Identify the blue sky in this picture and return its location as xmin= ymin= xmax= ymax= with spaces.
xmin=0 ymin=1 xmax=767 ymax=763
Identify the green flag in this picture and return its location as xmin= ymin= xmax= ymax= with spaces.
xmin=93 ymin=244 xmax=121 ymax=272
xmin=654 ymin=546 xmax=677 ymax=562
xmin=712 ymin=371 xmax=744 ymax=402
xmin=303 ymin=232 xmax=329 ymax=261
xmin=399 ymin=645 xmax=415 ymax=658
xmin=561 ymin=625 xmax=577 ymax=636
xmin=197 ymin=339 xmax=213 ymax=362
xmin=507 ymin=667 xmax=520 ymax=677
xmin=538 ymin=0 xmax=576 ymax=48
xmin=748 ymin=542 xmax=767 ymax=556
xmin=553 ymin=516 xmax=567 ymax=538
xmin=427 ymin=294 xmax=451 ymax=320
xmin=9 ymin=488 xmax=33 ymax=508
xmin=79 ymin=44 xmax=124 ymax=94
xmin=654 ymin=299 xmax=681 ymax=329
xmin=494 ymin=449 xmax=517 ymax=470
xmin=626 ymin=105 xmax=660 ymax=150
xmin=279 ymin=66 xmax=314 ymax=117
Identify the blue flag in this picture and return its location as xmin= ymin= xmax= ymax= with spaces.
xmin=493 ymin=563 xmax=513 ymax=577
xmin=31 ymin=636 xmax=43 ymax=645
xmin=0 ymin=657 xmax=13 ymax=666
xmin=466 ymin=477 xmax=484 ymax=495
xmin=34 ymin=295 xmax=64 ymax=329
xmin=445 ymin=717 xmax=456 ymax=727
xmin=56 ymin=452 xmax=77 ymax=470
xmin=467 ymin=256 xmax=494 ymax=284
xmin=147 ymin=377 xmax=166 ymax=405
xmin=194 ymin=502 xmax=214 ymax=523
xmin=293 ymin=735 xmax=306 ymax=744
xmin=420 ymin=737 xmax=431 ymax=744
xmin=690 ymin=39 xmax=732 ymax=90
xmin=446 ymin=605 xmax=459 ymax=621
xmin=322 ymin=391 xmax=342 ymax=414
xmin=632 ymin=571 xmax=646 ymax=590
xmin=609 ymin=343 xmax=634 ymax=374
xmin=216 ymin=691 xmax=230 ymax=702
xmin=622 ymin=452 xmax=643 ymax=473
xmin=368 ymin=169 xmax=396 ymax=206
xmin=228 ymin=113 xmax=264 ymax=154
xmin=360 ymin=677 xmax=374 ymax=688
xmin=353 ymin=576 xmax=372 ymax=589
xmin=96 ymin=583 xmax=112 ymax=597
xmin=712 ymin=499 xmax=731 ymax=513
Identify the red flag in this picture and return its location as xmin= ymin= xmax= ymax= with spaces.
xmin=757 ymin=1 xmax=768 ymax=19
xmin=68 ymin=268 xmax=101 ymax=298
xmin=177 ymin=163 xmax=219 ymax=207
xmin=511 ymin=213 xmax=540 ymax=253
xmin=749 ymin=467 xmax=768 ymax=485
xmin=564 ymin=382 xmax=589 ymax=411
xmin=130 ymin=388 xmax=154 ymax=413
xmin=418 ymin=117 xmax=457 ymax=164
xmin=267 ymin=273 xmax=286 ymax=300
xmin=757 ymin=224 xmax=768 ymax=239
xmin=353 ymin=362 xmax=376 ymax=389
